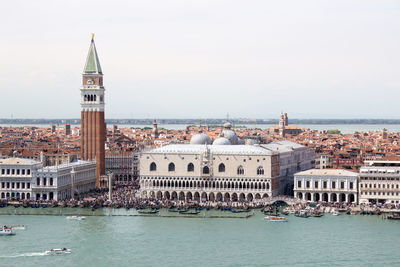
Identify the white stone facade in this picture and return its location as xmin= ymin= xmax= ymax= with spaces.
xmin=261 ymin=141 xmax=315 ymax=195
xmin=0 ymin=157 xmax=96 ymax=201
xmin=139 ymin=144 xmax=280 ymax=202
xmin=33 ymin=160 xmax=97 ymax=201
xmin=359 ymin=161 xmax=400 ymax=205
xmin=294 ymin=169 xmax=358 ymax=203
xmin=0 ymin=158 xmax=42 ymax=200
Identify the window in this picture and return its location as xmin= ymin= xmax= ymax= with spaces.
xmin=350 ymin=182 xmax=353 ymax=189
xmin=297 ymin=180 xmax=302 ymax=188
xmin=168 ymin=163 xmax=175 ymax=172
xmin=22 ymin=169 xmax=25 ymax=175
xmin=27 ymin=183 xmax=30 ymax=189
xmin=1 ymin=169 xmax=4 ymax=175
xmin=50 ymin=178 xmax=53 ymax=186
xmin=187 ymin=163 xmax=194 ymax=172
xmin=341 ymin=181 xmax=345 ymax=189
xmin=218 ymin=163 xmax=225 ymax=173
xmin=332 ymin=181 xmax=336 ymax=189
xmin=7 ymin=169 xmax=10 ymax=175
xmin=21 ymin=183 xmax=25 ymax=189
xmin=37 ymin=178 xmax=40 ymax=186
xmin=17 ymin=169 xmax=20 ymax=175
xmin=43 ymin=178 xmax=47 ymax=186
xmin=150 ymin=162 xmax=157 ymax=171
xmin=1 ymin=182 xmax=4 ymax=188
xmin=27 ymin=169 xmax=31 ymax=175
xmin=203 ymin=166 xmax=210 ymax=174
xmin=306 ymin=181 xmax=310 ymax=188
xmin=257 ymin=166 xmax=264 ymax=175
xmin=314 ymin=181 xmax=318 ymax=189
xmin=237 ymin=166 xmax=244 ymax=175
xmin=12 ymin=169 xmax=15 ymax=175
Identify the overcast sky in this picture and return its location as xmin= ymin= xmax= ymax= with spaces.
xmin=0 ymin=0 xmax=399 ymax=119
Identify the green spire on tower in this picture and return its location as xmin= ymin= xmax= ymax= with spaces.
xmin=83 ymin=34 xmax=103 ymax=74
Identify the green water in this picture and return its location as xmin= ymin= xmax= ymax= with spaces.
xmin=0 ymin=210 xmax=399 ymax=267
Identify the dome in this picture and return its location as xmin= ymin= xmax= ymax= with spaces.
xmin=221 ymin=129 xmax=239 ymax=145
xmin=223 ymin=122 xmax=232 ymax=129
xmin=190 ymin=133 xmax=211 ymax=145
xmin=213 ymin=137 xmax=231 ymax=145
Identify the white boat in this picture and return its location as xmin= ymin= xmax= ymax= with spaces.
xmin=45 ymin=248 xmax=71 ymax=255
xmin=66 ymin=216 xmax=85 ymax=220
xmin=11 ymin=225 xmax=26 ymax=230
xmin=332 ymin=211 xmax=340 ymax=216
xmin=265 ymin=216 xmax=288 ymax=222
xmin=0 ymin=227 xmax=16 ymax=236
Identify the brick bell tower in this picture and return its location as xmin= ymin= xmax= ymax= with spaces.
xmin=80 ymin=34 xmax=105 ymax=187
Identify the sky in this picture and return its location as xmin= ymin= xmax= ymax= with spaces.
xmin=0 ymin=0 xmax=399 ymax=119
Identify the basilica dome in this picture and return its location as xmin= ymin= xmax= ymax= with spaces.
xmin=190 ymin=133 xmax=211 ymax=145
xmin=213 ymin=137 xmax=231 ymax=145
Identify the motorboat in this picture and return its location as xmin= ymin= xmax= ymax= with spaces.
xmin=11 ymin=225 xmax=27 ymax=230
xmin=294 ymin=210 xmax=310 ymax=218
xmin=265 ymin=216 xmax=288 ymax=222
xmin=66 ymin=216 xmax=85 ymax=220
xmin=0 ymin=227 xmax=15 ymax=236
xmin=45 ymin=248 xmax=71 ymax=255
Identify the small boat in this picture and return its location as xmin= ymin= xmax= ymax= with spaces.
xmin=281 ymin=210 xmax=289 ymax=216
xmin=45 ymin=248 xmax=71 ymax=255
xmin=11 ymin=225 xmax=27 ymax=230
xmin=138 ymin=209 xmax=159 ymax=214
xmin=179 ymin=209 xmax=200 ymax=215
xmin=387 ymin=213 xmax=400 ymax=220
xmin=332 ymin=211 xmax=340 ymax=216
xmin=0 ymin=227 xmax=15 ymax=236
xmin=66 ymin=216 xmax=85 ymax=220
xmin=294 ymin=211 xmax=310 ymax=218
xmin=265 ymin=216 xmax=288 ymax=222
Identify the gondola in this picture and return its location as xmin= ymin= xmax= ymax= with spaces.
xmin=179 ymin=209 xmax=200 ymax=215
xmin=138 ymin=209 xmax=159 ymax=214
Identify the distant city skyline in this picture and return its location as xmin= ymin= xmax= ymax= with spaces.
xmin=1 ymin=0 xmax=399 ymax=119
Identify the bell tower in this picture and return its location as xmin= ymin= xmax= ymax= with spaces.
xmin=80 ymin=34 xmax=105 ymax=187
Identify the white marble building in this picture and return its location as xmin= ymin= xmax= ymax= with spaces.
xmin=0 ymin=158 xmax=42 ymax=200
xmin=359 ymin=161 xmax=400 ymax=205
xmin=33 ymin=160 xmax=97 ymax=201
xmin=140 ymin=144 xmax=280 ymax=201
xmin=0 ymin=157 xmax=96 ymax=201
xmin=294 ymin=169 xmax=358 ymax=203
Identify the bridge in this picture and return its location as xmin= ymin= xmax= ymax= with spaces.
xmin=255 ymin=196 xmax=303 ymax=205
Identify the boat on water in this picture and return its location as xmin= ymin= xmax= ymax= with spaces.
xmin=387 ymin=213 xmax=400 ymax=220
xmin=265 ymin=216 xmax=288 ymax=222
xmin=138 ymin=209 xmax=159 ymax=214
xmin=66 ymin=216 xmax=85 ymax=220
xmin=332 ymin=210 xmax=340 ymax=216
xmin=45 ymin=248 xmax=71 ymax=255
xmin=0 ymin=226 xmax=15 ymax=236
xmin=281 ymin=210 xmax=289 ymax=216
xmin=179 ymin=209 xmax=201 ymax=215
xmin=11 ymin=225 xmax=27 ymax=230
xmin=294 ymin=211 xmax=310 ymax=218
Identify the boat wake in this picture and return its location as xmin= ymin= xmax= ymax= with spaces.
xmin=0 ymin=252 xmax=48 ymax=258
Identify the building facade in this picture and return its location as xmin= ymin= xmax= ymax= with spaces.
xmin=139 ymin=144 xmax=280 ymax=202
xmin=0 ymin=157 xmax=96 ymax=201
xmin=359 ymin=161 xmax=400 ymax=205
xmin=294 ymin=169 xmax=358 ymax=203
xmin=0 ymin=158 xmax=41 ymax=200
xmin=80 ymin=34 xmax=106 ymax=187
xmin=261 ymin=141 xmax=315 ymax=195
xmin=33 ymin=161 xmax=97 ymax=201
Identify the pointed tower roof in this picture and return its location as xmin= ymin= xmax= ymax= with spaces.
xmin=83 ymin=34 xmax=103 ymax=74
